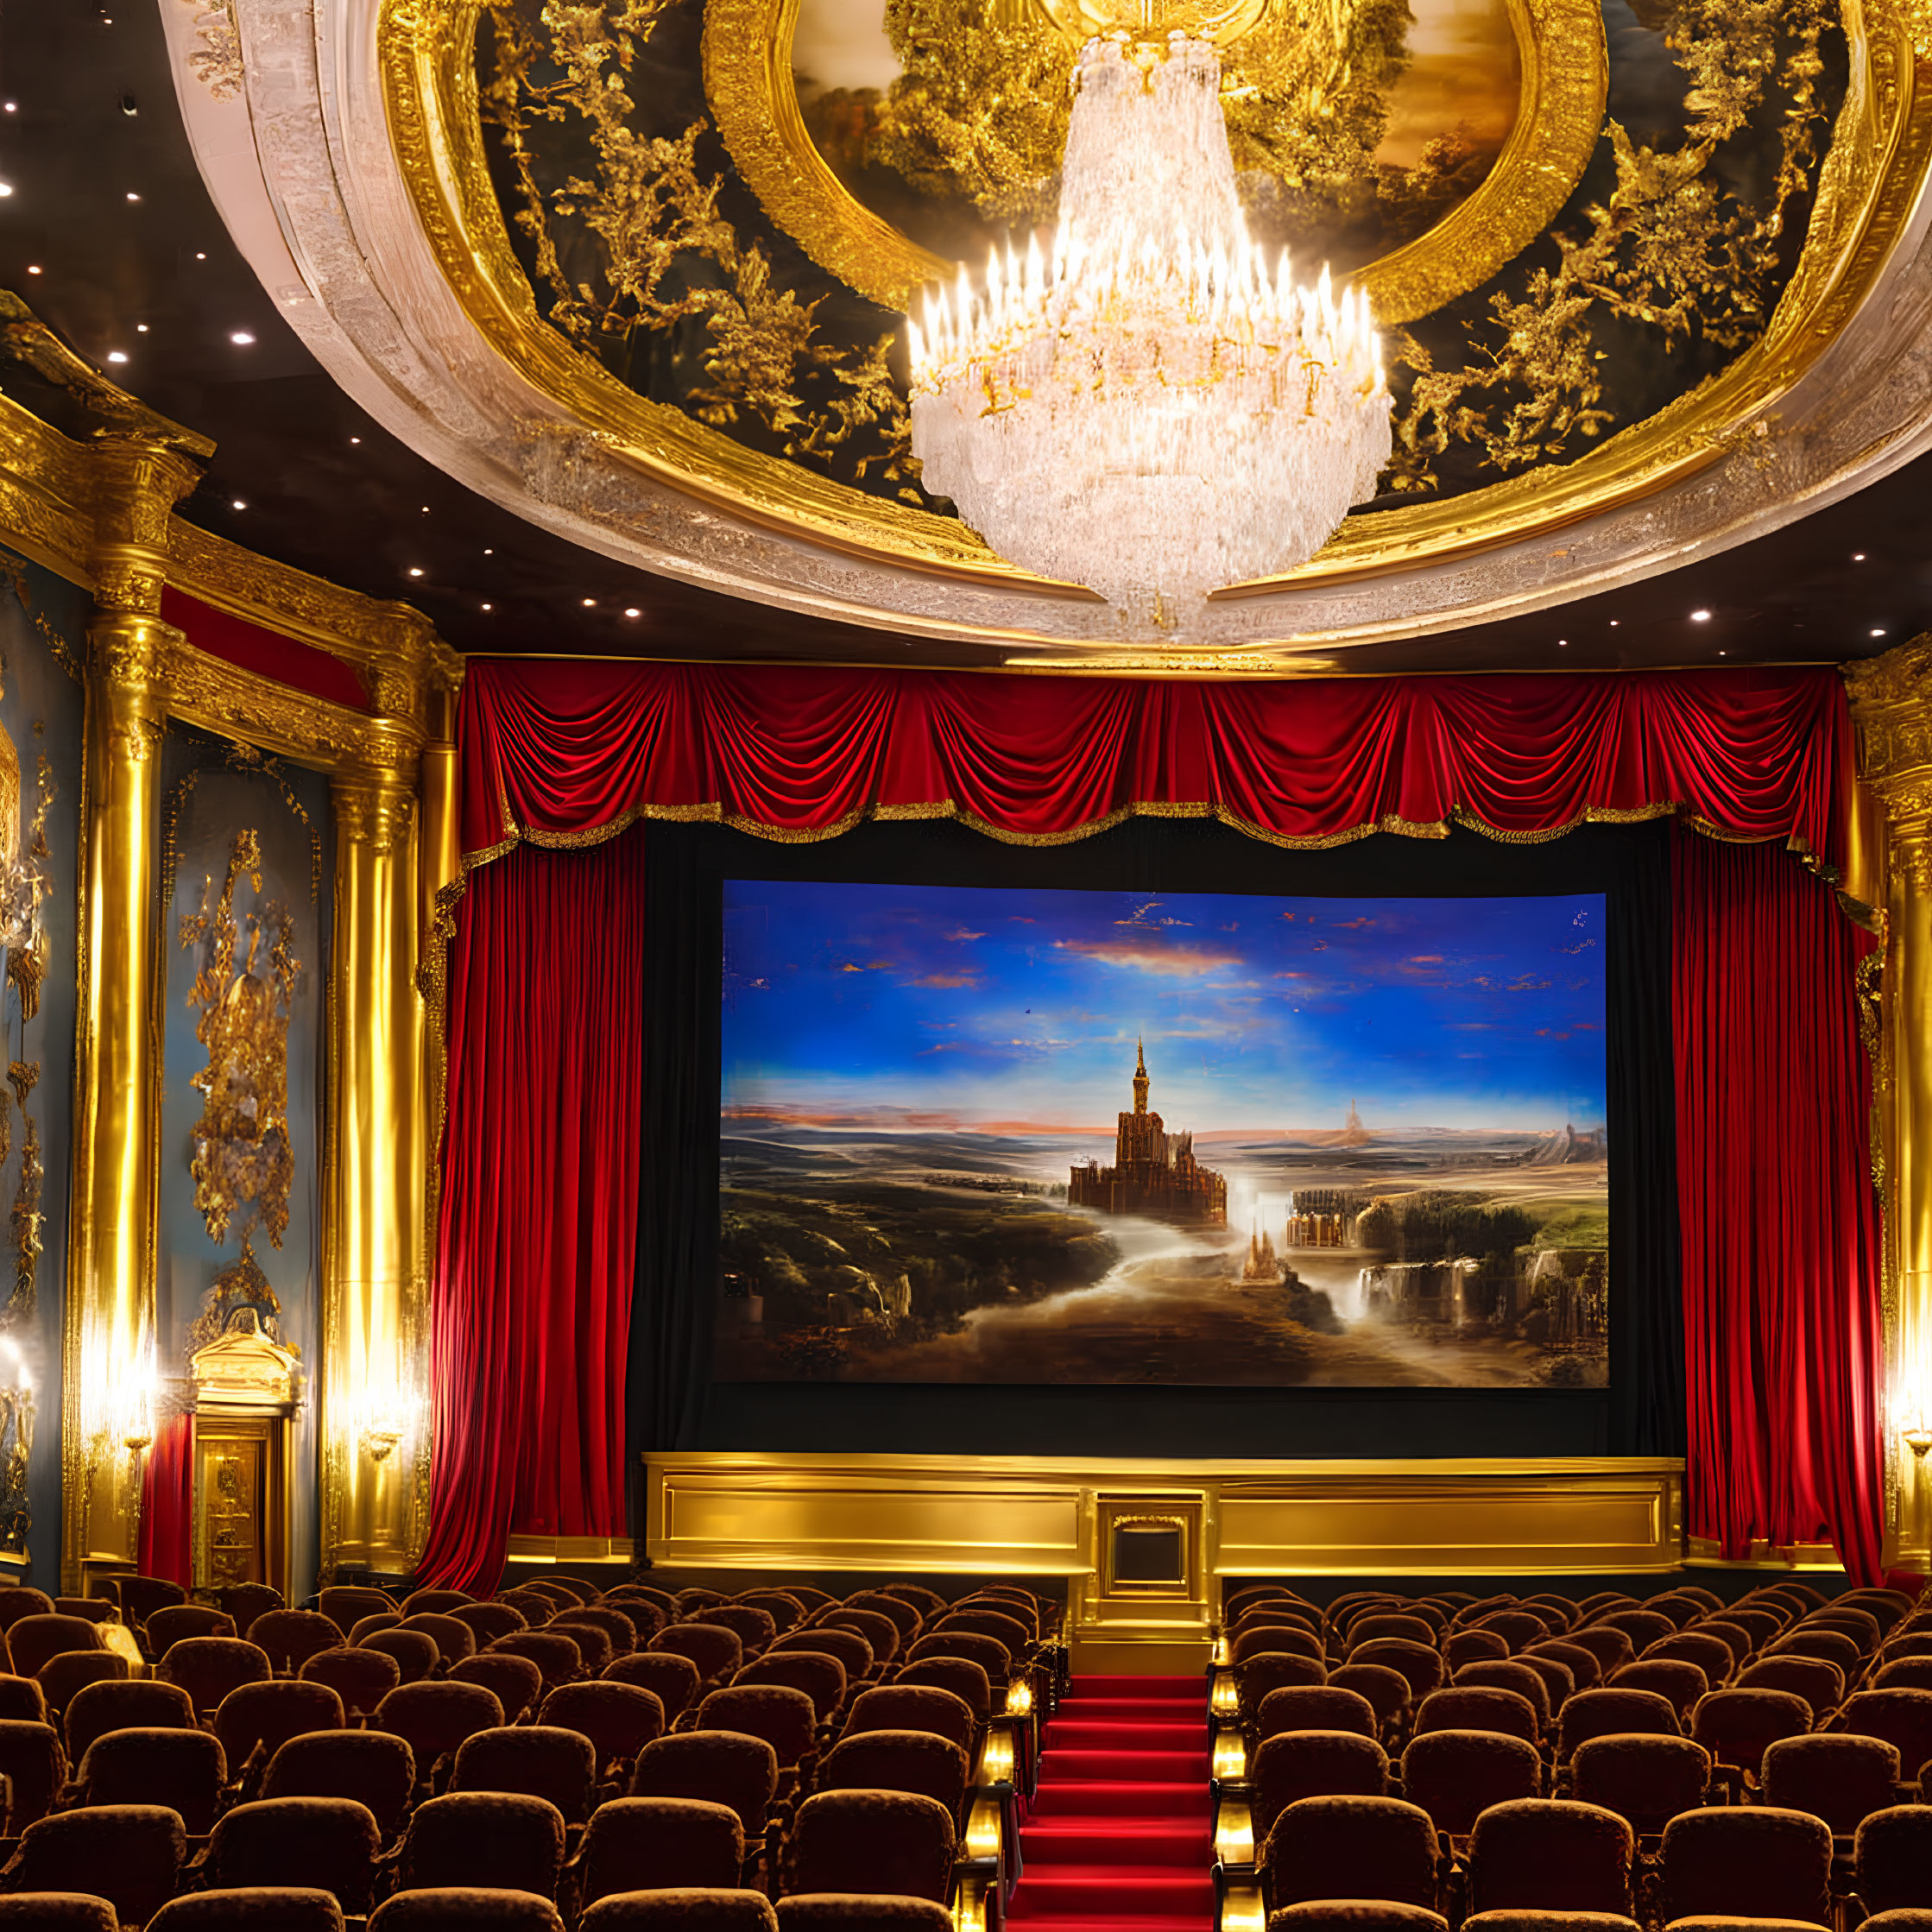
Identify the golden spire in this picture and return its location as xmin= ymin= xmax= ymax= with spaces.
xmin=1133 ymin=1036 xmax=1150 ymax=1115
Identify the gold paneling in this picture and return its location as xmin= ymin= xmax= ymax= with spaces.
xmin=0 ymin=367 xmax=456 ymax=1591
xmin=647 ymin=1453 xmax=1686 ymax=1579
xmin=655 ymin=1462 xmax=1087 ymax=1572
xmin=704 ymin=0 xmax=1607 ymax=325
xmin=1216 ymin=1481 xmax=1671 ymax=1573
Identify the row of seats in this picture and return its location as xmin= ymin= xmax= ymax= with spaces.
xmin=1208 ymin=1577 xmax=1932 ymax=1932
xmin=0 ymin=1570 xmax=1062 ymax=1929
xmin=0 ymin=1883 xmax=950 ymax=1931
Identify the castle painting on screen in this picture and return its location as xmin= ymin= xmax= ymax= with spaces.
xmin=718 ymin=882 xmax=1608 ymax=1387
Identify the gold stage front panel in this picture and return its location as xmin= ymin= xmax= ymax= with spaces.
xmin=1216 ymin=1478 xmax=1676 ymax=1574
xmin=655 ymin=1462 xmax=1087 ymax=1572
xmin=644 ymin=1454 xmax=1685 ymax=1577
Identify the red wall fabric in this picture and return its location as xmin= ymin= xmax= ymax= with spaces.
xmin=457 ymin=661 xmax=1852 ymax=865
xmin=1674 ymin=829 xmax=1885 ymax=1579
xmin=136 ymin=1410 xmax=194 ymax=1586
xmin=427 ymin=659 xmax=1881 ymax=1588
xmin=159 ymin=588 xmax=373 ymax=713
xmin=417 ymin=833 xmax=647 ymax=1593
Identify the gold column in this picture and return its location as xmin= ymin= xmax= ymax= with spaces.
xmin=1847 ymin=647 xmax=1932 ymax=1569
xmin=63 ymin=436 xmax=205 ymax=1593
xmin=322 ymin=717 xmax=428 ymax=1578
xmin=415 ymin=670 xmax=462 ymax=1228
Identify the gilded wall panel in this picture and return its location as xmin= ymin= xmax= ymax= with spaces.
xmin=0 ymin=547 xmax=85 ymax=1590
xmin=155 ymin=739 xmax=329 ymax=1601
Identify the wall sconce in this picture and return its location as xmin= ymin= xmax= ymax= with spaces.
xmin=357 ymin=1385 xmax=420 ymax=1465
xmin=81 ymin=1328 xmax=157 ymax=1542
xmin=1895 ymin=1356 xmax=1932 ymax=1468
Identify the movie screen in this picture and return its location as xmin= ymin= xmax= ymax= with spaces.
xmin=718 ymin=881 xmax=1608 ymax=1388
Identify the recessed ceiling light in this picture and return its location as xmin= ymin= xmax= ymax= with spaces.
xmin=3 ymin=104 xmax=16 ymax=113
xmin=481 ymin=603 xmax=493 ymax=611
xmin=421 ymin=506 xmax=430 ymax=514
xmin=0 ymin=184 xmax=15 ymax=199
xmin=624 ymin=608 xmax=641 ymax=618
xmin=582 ymin=598 xmax=596 ymax=608
xmin=1557 ymin=639 xmax=1568 ymax=647
xmin=1871 ymin=628 xmax=1887 ymax=638
xmin=105 ymin=351 xmax=128 ymax=364
xmin=195 ymin=251 xmax=206 ymax=261
xmin=1608 ymin=619 xmax=1619 ymax=628
xmin=24 ymin=266 xmax=39 ymax=275
xmin=230 ymin=499 xmax=246 ymax=510
xmin=124 ymin=192 xmax=139 ymax=203
xmin=1690 ymin=609 xmax=1712 ymax=622
xmin=1718 ymin=650 xmax=1727 ymax=657
xmin=349 ymin=436 xmax=360 ymax=445
xmin=230 ymin=330 xmax=256 ymax=345
xmin=1853 ymin=552 xmax=1867 ymax=561
xmin=136 ymin=323 xmax=148 ymax=333
xmin=407 ymin=568 xmax=424 ymax=578
xmin=483 ymin=548 xmax=493 ymax=556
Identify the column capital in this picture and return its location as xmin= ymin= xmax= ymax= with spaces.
xmin=332 ymin=724 xmax=424 ymax=858
xmin=88 ymin=437 xmax=208 ymax=620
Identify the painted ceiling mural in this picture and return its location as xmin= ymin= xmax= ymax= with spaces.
xmin=478 ymin=0 xmax=1844 ymax=515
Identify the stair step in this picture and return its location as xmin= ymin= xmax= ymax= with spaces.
xmin=1049 ymin=1723 xmax=1206 ymax=1752
xmin=1058 ymin=1708 xmax=1205 ymax=1723
xmin=1010 ymin=1866 xmax=1217 ymax=1912
xmin=1028 ymin=1780 xmax=1212 ymax=1820
xmin=1071 ymin=1676 xmax=1209 ymax=1699
xmin=1004 ymin=1920 xmax=1212 ymax=1932
xmin=1042 ymin=1749 xmax=1210 ymax=1782
xmin=1021 ymin=1819 xmax=1213 ymax=1866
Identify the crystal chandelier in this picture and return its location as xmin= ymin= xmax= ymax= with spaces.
xmin=907 ymin=33 xmax=1392 ymax=622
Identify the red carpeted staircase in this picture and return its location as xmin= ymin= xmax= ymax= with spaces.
xmin=1006 ymin=1674 xmax=1215 ymax=1932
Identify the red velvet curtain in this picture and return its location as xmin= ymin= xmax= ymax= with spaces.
xmin=136 ymin=1410 xmax=194 ymax=1586
xmin=416 ymin=833 xmax=647 ymax=1593
xmin=427 ymin=658 xmax=1881 ymax=1588
xmin=1674 ymin=829 xmax=1885 ymax=1579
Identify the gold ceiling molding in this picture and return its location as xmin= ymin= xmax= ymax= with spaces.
xmin=702 ymin=0 xmax=1608 ymax=325
xmin=379 ymin=0 xmax=1932 ymax=626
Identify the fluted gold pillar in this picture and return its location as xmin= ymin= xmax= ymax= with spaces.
xmin=1847 ymin=647 xmax=1932 ymax=1569
xmin=416 ymin=675 xmax=461 ymax=1234
xmin=63 ymin=437 xmax=205 ymax=1592
xmin=322 ymin=719 xmax=429 ymax=1578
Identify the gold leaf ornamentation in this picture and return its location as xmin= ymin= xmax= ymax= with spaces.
xmin=180 ymin=829 xmax=300 ymax=1353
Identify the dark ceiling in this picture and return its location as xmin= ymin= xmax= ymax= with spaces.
xmin=0 ymin=0 xmax=1925 ymax=676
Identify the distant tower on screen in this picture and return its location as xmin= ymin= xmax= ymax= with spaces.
xmin=1069 ymin=1040 xmax=1227 ymax=1228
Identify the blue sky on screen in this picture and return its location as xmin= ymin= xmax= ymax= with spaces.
xmin=722 ymin=881 xmax=1607 ymax=1133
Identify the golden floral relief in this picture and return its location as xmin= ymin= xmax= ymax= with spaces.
xmin=180 ymin=829 xmax=301 ymax=1354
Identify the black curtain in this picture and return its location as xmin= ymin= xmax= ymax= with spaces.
xmin=628 ymin=816 xmax=1684 ymax=1544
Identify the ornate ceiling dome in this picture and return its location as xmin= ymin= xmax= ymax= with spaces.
xmin=164 ymin=0 xmax=1932 ymax=668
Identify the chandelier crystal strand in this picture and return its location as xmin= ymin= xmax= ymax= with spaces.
xmin=907 ymin=33 xmax=1393 ymax=625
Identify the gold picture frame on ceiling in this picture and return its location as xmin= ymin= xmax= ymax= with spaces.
xmin=701 ymin=0 xmax=1611 ymax=324
xmin=380 ymin=0 xmax=1932 ymax=608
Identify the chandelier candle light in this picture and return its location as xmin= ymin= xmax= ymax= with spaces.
xmin=907 ymin=33 xmax=1392 ymax=625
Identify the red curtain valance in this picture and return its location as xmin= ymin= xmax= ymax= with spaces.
xmin=458 ymin=660 xmax=1853 ymax=865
